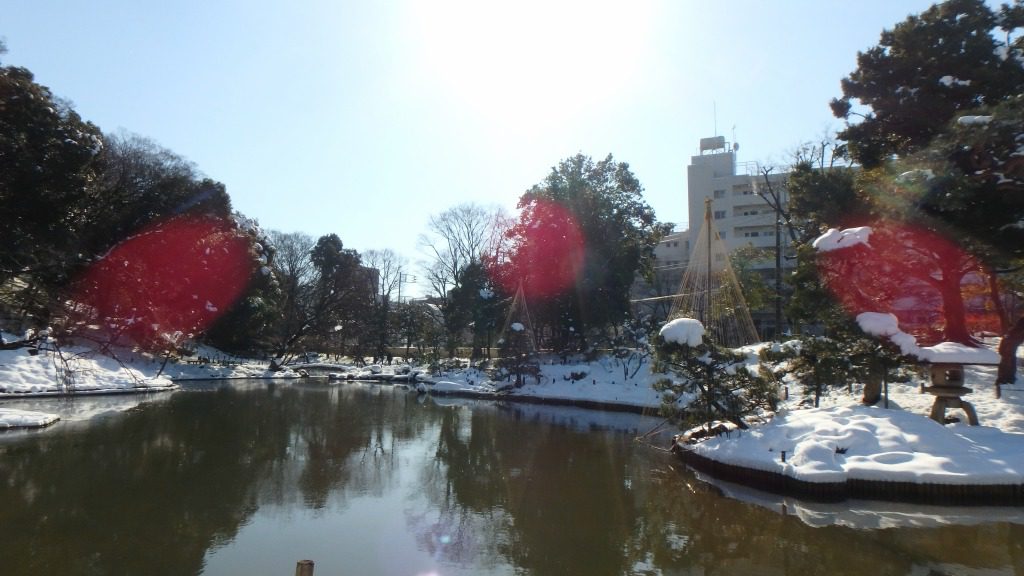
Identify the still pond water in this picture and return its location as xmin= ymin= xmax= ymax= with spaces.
xmin=1 ymin=380 xmax=1023 ymax=575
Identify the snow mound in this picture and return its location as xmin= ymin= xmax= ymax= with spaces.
xmin=812 ymin=226 xmax=871 ymax=252
xmin=856 ymin=312 xmax=999 ymax=364
xmin=660 ymin=318 xmax=704 ymax=347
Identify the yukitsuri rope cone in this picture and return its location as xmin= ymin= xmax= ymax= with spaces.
xmin=668 ymin=199 xmax=760 ymax=347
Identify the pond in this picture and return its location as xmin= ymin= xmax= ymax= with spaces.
xmin=1 ymin=381 xmax=1022 ymax=575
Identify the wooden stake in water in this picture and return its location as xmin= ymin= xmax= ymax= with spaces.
xmin=295 ymin=560 xmax=314 ymax=576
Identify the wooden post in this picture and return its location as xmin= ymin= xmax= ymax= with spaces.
xmin=295 ymin=560 xmax=314 ymax=576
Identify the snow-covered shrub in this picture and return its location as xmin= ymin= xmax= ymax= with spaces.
xmin=653 ymin=321 xmax=777 ymax=429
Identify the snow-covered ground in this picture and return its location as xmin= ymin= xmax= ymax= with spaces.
xmin=0 ymin=333 xmax=300 ymax=429
xmin=416 ymin=355 xmax=668 ymax=408
xmin=686 ymin=360 xmax=1024 ymax=489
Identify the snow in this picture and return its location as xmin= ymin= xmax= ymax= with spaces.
xmin=895 ymin=168 xmax=935 ymax=183
xmin=0 ymin=337 xmax=176 ymax=397
xmin=938 ymin=75 xmax=971 ymax=87
xmin=659 ymin=317 xmax=704 ymax=346
xmin=688 ymin=403 xmax=1024 ymax=486
xmin=0 ymin=407 xmax=58 ymax=429
xmin=918 ymin=341 xmax=1000 ymax=365
xmin=409 ymin=355 xmax=668 ymax=409
xmin=856 ymin=312 xmax=1000 ymax=364
xmin=0 ymin=333 xmax=303 ymax=431
xmin=812 ymin=226 xmax=872 ymax=252
xmin=957 ymin=115 xmax=993 ymax=126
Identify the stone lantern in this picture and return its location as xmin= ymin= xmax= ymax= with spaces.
xmin=923 ymin=363 xmax=978 ymax=425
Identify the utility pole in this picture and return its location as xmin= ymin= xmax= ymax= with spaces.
xmin=705 ymin=197 xmax=712 ymax=328
xmin=775 ymin=199 xmax=783 ymax=339
xmin=397 ymin=272 xmax=416 ymax=305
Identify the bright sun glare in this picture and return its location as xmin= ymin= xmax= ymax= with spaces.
xmin=408 ymin=1 xmax=654 ymax=132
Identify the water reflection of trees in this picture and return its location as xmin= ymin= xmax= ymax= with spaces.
xmin=418 ymin=403 xmax=1024 ymax=576
xmin=628 ymin=457 xmax=1024 ymax=575
xmin=418 ymin=404 xmax=638 ymax=576
xmin=2 ymin=385 xmax=1022 ymax=575
xmin=0 ymin=383 xmax=429 ymax=575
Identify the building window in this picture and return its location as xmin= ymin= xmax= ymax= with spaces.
xmin=719 ymin=231 xmax=726 ymax=239
xmin=713 ymin=189 xmax=725 ymax=199
xmin=714 ymin=210 xmax=726 ymax=220
xmin=744 ymin=231 xmax=760 ymax=237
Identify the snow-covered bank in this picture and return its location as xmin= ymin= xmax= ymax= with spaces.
xmin=414 ymin=356 xmax=667 ymax=409
xmin=677 ymin=359 xmax=1024 ymax=501
xmin=0 ymin=334 xmax=176 ymax=398
xmin=686 ymin=403 xmax=1024 ymax=486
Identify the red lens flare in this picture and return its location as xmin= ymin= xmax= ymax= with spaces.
xmin=71 ymin=215 xmax=255 ymax=350
xmin=816 ymin=221 xmax=999 ymax=342
xmin=500 ymin=199 xmax=585 ymax=299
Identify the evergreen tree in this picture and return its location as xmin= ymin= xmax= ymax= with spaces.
xmin=831 ymin=0 xmax=1024 ymax=168
xmin=653 ymin=328 xmax=776 ymax=430
xmin=504 ymin=153 xmax=669 ymax=350
xmin=267 ymin=233 xmax=372 ymax=367
xmin=0 ymin=57 xmax=104 ymax=324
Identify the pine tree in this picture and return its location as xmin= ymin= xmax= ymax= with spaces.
xmin=504 ymin=154 xmax=669 ymax=350
xmin=831 ymin=0 xmax=1024 ymax=168
xmin=653 ymin=329 xmax=777 ymax=429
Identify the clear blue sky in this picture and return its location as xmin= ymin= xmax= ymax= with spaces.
xmin=3 ymin=1 xmax=939 ymax=287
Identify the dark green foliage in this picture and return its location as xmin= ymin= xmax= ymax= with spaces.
xmin=0 ymin=63 xmax=104 ymax=323
xmin=85 ymin=132 xmax=232 ymax=256
xmin=764 ymin=327 xmax=906 ymax=406
xmin=653 ymin=331 xmax=777 ymax=429
xmin=202 ymin=222 xmax=279 ymax=355
xmin=786 ymin=161 xmax=868 ymax=237
xmin=832 ymin=0 xmax=1024 ymax=168
xmin=497 ymin=324 xmax=538 ymax=387
xmin=507 ymin=153 xmax=669 ymax=350
xmin=785 ymin=245 xmax=851 ymax=333
xmin=446 ymin=261 xmax=505 ymax=359
xmin=303 ymin=235 xmax=373 ymax=355
xmin=906 ymin=94 xmax=1024 ymax=263
xmin=0 ymin=53 xmax=241 ymax=340
xmin=729 ymin=246 xmax=775 ymax=313
xmin=831 ymin=0 xmax=1024 ymax=166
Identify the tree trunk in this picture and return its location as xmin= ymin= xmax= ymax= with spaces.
xmin=862 ymin=375 xmax=882 ymax=405
xmin=938 ymin=274 xmax=972 ymax=344
xmin=997 ymin=316 xmax=1024 ymax=384
xmin=989 ymin=272 xmax=1009 ymax=333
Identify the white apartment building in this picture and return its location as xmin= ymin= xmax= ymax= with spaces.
xmin=687 ymin=136 xmax=788 ymax=256
xmin=631 ymin=227 xmax=690 ymax=322
xmin=686 ymin=135 xmax=792 ymax=337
